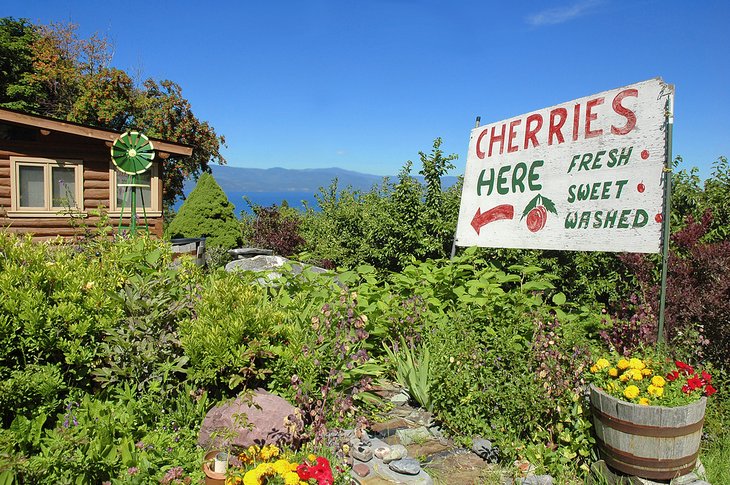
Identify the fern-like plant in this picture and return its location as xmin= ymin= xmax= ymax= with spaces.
xmin=383 ymin=337 xmax=432 ymax=412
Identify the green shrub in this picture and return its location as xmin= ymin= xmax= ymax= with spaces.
xmin=178 ymin=271 xmax=284 ymax=394
xmin=166 ymin=172 xmax=242 ymax=250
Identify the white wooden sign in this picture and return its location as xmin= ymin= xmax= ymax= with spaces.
xmin=455 ymin=78 xmax=672 ymax=253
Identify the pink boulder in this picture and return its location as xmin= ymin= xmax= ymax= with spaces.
xmin=198 ymin=390 xmax=303 ymax=449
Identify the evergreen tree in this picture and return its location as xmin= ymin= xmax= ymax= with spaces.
xmin=166 ymin=173 xmax=241 ymax=250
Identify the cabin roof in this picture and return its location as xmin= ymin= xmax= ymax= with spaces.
xmin=0 ymin=107 xmax=193 ymax=157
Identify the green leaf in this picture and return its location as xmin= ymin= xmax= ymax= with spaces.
xmin=552 ymin=292 xmax=566 ymax=305
xmin=522 ymin=280 xmax=554 ymax=291
xmin=541 ymin=195 xmax=558 ymax=215
xmin=520 ymin=193 xmax=541 ymax=219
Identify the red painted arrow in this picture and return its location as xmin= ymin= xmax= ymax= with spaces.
xmin=471 ymin=204 xmax=514 ymax=235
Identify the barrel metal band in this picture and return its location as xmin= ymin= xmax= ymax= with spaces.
xmin=593 ymin=407 xmax=704 ymax=437
xmin=599 ymin=442 xmax=698 ymax=480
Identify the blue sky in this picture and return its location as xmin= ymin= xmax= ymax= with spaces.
xmin=5 ymin=0 xmax=729 ymax=178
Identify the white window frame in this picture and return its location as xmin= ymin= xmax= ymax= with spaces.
xmin=108 ymin=162 xmax=161 ymax=216
xmin=9 ymin=157 xmax=84 ymax=216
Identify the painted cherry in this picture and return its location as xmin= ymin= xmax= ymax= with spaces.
xmin=637 ymin=182 xmax=645 ymax=193
xmin=526 ymin=206 xmax=548 ymax=232
xmin=641 ymin=150 xmax=650 ymax=160
xmin=655 ymin=213 xmax=663 ymax=223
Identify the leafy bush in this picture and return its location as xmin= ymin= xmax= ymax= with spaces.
xmin=166 ymin=172 xmax=242 ymax=249
xmin=299 ymin=138 xmax=460 ymax=272
xmin=621 ymin=211 xmax=730 ymax=364
xmin=242 ymin=204 xmax=305 ymax=256
xmin=178 ymin=271 xmax=284 ymax=395
xmin=265 ymin=270 xmax=384 ymax=443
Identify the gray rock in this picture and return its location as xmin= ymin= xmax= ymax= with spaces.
xmin=389 ymin=458 xmax=422 ymax=475
xmin=198 ymin=390 xmax=302 ymax=449
xmin=382 ymin=444 xmax=408 ymax=463
xmin=373 ymin=446 xmax=391 ymax=459
xmin=352 ymin=444 xmax=373 ymax=462
xmin=396 ymin=426 xmax=432 ymax=445
xmin=518 ymin=475 xmax=554 ymax=485
xmin=228 ymin=247 xmax=274 ymax=258
xmin=471 ymin=437 xmax=500 ymax=462
xmin=390 ymin=391 xmax=409 ymax=405
xmin=225 ymin=255 xmax=289 ymax=273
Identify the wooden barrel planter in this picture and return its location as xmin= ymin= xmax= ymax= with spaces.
xmin=589 ymin=384 xmax=706 ymax=480
xmin=170 ymin=237 xmax=206 ymax=267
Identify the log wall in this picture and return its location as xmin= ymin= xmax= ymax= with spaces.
xmin=0 ymin=129 xmax=163 ymax=239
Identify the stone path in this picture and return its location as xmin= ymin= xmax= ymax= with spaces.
xmin=356 ymin=383 xmax=502 ymax=485
xmin=356 ymin=383 xmax=712 ymax=485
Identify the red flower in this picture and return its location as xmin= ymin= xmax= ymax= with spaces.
xmin=705 ymin=385 xmax=717 ymax=397
xmin=297 ymin=457 xmax=333 ymax=485
xmin=682 ymin=384 xmax=690 ymax=393
xmin=675 ymin=361 xmax=694 ymax=375
xmin=687 ymin=376 xmax=703 ymax=391
xmin=297 ymin=464 xmax=312 ymax=481
xmin=701 ymin=370 xmax=712 ymax=384
xmin=666 ymin=370 xmax=679 ymax=382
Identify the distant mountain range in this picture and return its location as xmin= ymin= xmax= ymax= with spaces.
xmin=185 ymin=165 xmax=459 ymax=194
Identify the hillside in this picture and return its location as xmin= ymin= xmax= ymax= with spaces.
xmin=185 ymin=165 xmax=458 ymax=194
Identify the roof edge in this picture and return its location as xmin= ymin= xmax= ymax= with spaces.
xmin=0 ymin=107 xmax=193 ymax=157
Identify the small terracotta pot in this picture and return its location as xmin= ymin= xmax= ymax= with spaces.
xmin=202 ymin=450 xmax=226 ymax=485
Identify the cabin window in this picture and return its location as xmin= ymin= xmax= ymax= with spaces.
xmin=108 ymin=163 xmax=160 ymax=214
xmin=10 ymin=158 xmax=83 ymax=212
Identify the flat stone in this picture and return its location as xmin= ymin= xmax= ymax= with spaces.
xmin=228 ymin=247 xmax=274 ymax=258
xmin=390 ymin=392 xmax=409 ymax=405
xmin=518 ymin=475 xmax=554 ymax=485
xmin=389 ymin=458 xmax=422 ymax=475
xmin=382 ymin=444 xmax=408 ymax=463
xmin=353 ymin=463 xmax=371 ymax=477
xmin=423 ymin=450 xmax=497 ymax=485
xmin=351 ymin=437 xmax=433 ymax=485
xmin=404 ymin=440 xmax=451 ymax=460
xmin=370 ymin=418 xmax=411 ymax=436
xmin=396 ymin=427 xmax=431 ymax=445
xmin=374 ymin=446 xmax=391 ymax=460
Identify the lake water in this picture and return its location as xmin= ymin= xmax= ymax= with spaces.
xmin=173 ymin=190 xmax=320 ymax=216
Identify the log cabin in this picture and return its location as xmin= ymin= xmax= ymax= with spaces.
xmin=0 ymin=108 xmax=192 ymax=239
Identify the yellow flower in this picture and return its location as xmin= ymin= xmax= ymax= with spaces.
xmin=641 ymin=368 xmax=653 ymax=376
xmin=651 ymin=375 xmax=666 ymax=387
xmin=638 ymin=397 xmax=650 ymax=406
xmin=619 ymin=372 xmax=630 ymax=382
xmin=307 ymin=454 xmax=317 ymax=463
xmin=608 ymin=368 xmax=618 ymax=377
xmin=631 ymin=369 xmax=644 ymax=381
xmin=617 ymin=359 xmax=630 ymax=370
xmin=624 ymin=385 xmax=640 ymax=399
xmin=647 ymin=384 xmax=664 ymax=397
xmin=284 ymin=472 xmax=301 ymax=485
xmin=596 ymin=358 xmax=610 ymax=370
xmin=273 ymin=459 xmax=291 ymax=475
xmin=243 ymin=470 xmax=262 ymax=485
xmin=629 ymin=358 xmax=645 ymax=370
xmin=590 ymin=365 xmax=599 ymax=373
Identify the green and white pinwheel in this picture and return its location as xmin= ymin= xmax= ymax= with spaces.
xmin=111 ymin=131 xmax=155 ymax=175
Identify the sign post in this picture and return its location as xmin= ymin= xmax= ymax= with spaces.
xmin=657 ymin=92 xmax=675 ymax=343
